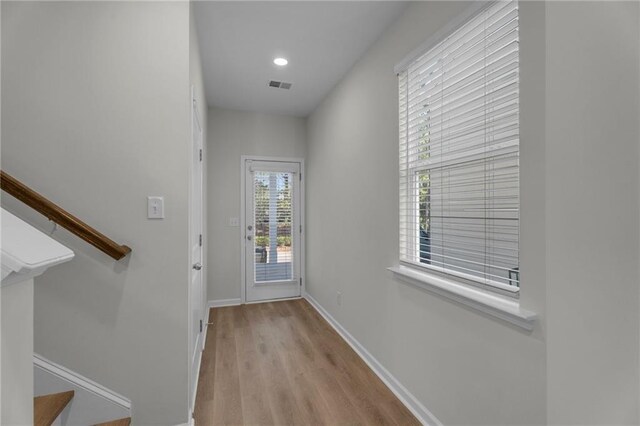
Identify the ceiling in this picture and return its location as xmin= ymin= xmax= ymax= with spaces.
xmin=194 ymin=1 xmax=408 ymax=117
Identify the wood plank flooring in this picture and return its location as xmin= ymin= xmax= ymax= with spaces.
xmin=194 ymin=299 xmax=419 ymax=425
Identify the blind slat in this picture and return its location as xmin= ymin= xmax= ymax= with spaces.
xmin=399 ymin=0 xmax=520 ymax=290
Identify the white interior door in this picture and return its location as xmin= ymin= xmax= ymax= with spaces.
xmin=244 ymin=159 xmax=301 ymax=303
xmin=189 ymin=94 xmax=204 ymax=412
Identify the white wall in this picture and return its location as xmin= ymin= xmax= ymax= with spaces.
xmin=545 ymin=2 xmax=640 ymax=423
xmin=207 ymin=108 xmax=306 ymax=301
xmin=307 ymin=1 xmax=640 ymax=424
xmin=1 ymin=2 xmax=193 ymax=424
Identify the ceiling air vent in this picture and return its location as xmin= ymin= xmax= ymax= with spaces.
xmin=268 ymin=80 xmax=292 ymax=90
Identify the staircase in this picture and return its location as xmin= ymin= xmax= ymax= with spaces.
xmin=33 ymin=354 xmax=132 ymax=425
xmin=34 ymin=390 xmax=131 ymax=426
xmin=0 ymin=178 xmax=135 ymax=426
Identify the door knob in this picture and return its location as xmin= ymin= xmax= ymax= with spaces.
xmin=247 ymin=225 xmax=253 ymax=231
xmin=192 ymin=263 xmax=202 ymax=271
xmin=247 ymin=235 xmax=252 ymax=241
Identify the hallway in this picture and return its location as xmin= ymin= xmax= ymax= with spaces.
xmin=194 ymin=299 xmax=419 ymax=425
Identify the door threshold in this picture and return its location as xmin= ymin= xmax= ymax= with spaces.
xmin=244 ymin=296 xmax=302 ymax=305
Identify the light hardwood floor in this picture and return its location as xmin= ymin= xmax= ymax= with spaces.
xmin=194 ymin=299 xmax=419 ymax=425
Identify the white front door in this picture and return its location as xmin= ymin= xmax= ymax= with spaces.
xmin=244 ymin=159 xmax=302 ymax=303
xmin=189 ymin=92 xmax=204 ymax=412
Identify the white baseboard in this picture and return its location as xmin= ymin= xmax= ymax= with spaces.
xmin=208 ymin=298 xmax=241 ymax=309
xmin=303 ymin=292 xmax=441 ymax=426
xmin=34 ymin=353 xmax=131 ymax=425
xmin=245 ymin=296 xmax=301 ymax=305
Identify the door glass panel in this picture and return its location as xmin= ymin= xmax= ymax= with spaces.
xmin=253 ymin=171 xmax=293 ymax=282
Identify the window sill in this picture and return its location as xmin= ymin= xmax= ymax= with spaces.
xmin=388 ymin=265 xmax=537 ymax=331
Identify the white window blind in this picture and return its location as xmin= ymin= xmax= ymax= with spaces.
xmin=399 ymin=0 xmax=520 ymax=290
xmin=253 ymin=170 xmax=294 ymax=282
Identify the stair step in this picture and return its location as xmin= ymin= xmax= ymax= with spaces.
xmin=34 ymin=390 xmax=75 ymax=426
xmin=94 ymin=418 xmax=132 ymax=426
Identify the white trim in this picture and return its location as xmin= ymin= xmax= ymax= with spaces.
xmin=33 ymin=354 xmax=131 ymax=410
xmin=394 ymin=0 xmax=491 ymax=74
xmin=400 ymin=260 xmax=520 ymax=296
xmin=245 ymin=296 xmax=302 ymax=305
xmin=1 ymin=208 xmax=75 ymax=287
xmin=209 ymin=297 xmax=302 ymax=308
xmin=187 ymin=84 xmax=206 ymax=422
xmin=240 ymin=155 xmax=306 ymax=304
xmin=240 ymin=155 xmax=247 ymax=304
xmin=190 ymin=296 xmax=217 ymax=421
xmin=208 ymin=298 xmax=242 ymax=308
xmin=388 ymin=265 xmax=537 ymax=331
xmin=189 ymin=331 xmax=203 ymax=417
xmin=303 ymin=293 xmax=441 ymax=426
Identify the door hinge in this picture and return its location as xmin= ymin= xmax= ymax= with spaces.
xmin=299 ymin=172 xmax=302 ymax=181
xmin=300 ymin=225 xmax=302 ymax=233
xmin=199 ymin=149 xmax=203 ymax=161
xmin=199 ymin=319 xmax=203 ymax=333
xmin=300 ymin=277 xmax=302 ymax=287
xmin=199 ymin=234 xmax=202 ymax=247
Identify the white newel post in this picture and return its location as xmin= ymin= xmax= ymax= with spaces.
xmin=1 ymin=208 xmax=74 ymax=425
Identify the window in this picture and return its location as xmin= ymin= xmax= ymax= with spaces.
xmin=398 ymin=1 xmax=520 ymax=291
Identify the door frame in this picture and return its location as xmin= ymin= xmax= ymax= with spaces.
xmin=240 ymin=155 xmax=305 ymax=304
xmin=188 ymin=85 xmax=205 ymax=417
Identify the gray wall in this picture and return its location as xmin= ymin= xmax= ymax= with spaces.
xmin=207 ymin=108 xmax=306 ymax=301
xmin=307 ymin=2 xmax=546 ymax=423
xmin=1 ymin=279 xmax=34 ymax=425
xmin=306 ymin=1 xmax=639 ymax=424
xmin=1 ymin=2 xmax=193 ymax=424
xmin=545 ymin=2 xmax=640 ymax=423
xmin=191 ymin=3 xmax=207 ymax=126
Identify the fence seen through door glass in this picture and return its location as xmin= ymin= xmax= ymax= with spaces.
xmin=253 ymin=171 xmax=293 ymax=282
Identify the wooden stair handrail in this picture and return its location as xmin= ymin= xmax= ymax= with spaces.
xmin=1 ymin=170 xmax=131 ymax=260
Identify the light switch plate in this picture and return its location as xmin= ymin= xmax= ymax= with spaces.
xmin=229 ymin=217 xmax=239 ymax=227
xmin=148 ymin=196 xmax=165 ymax=219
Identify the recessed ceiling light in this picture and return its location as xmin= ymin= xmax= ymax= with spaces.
xmin=273 ymin=57 xmax=288 ymax=66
